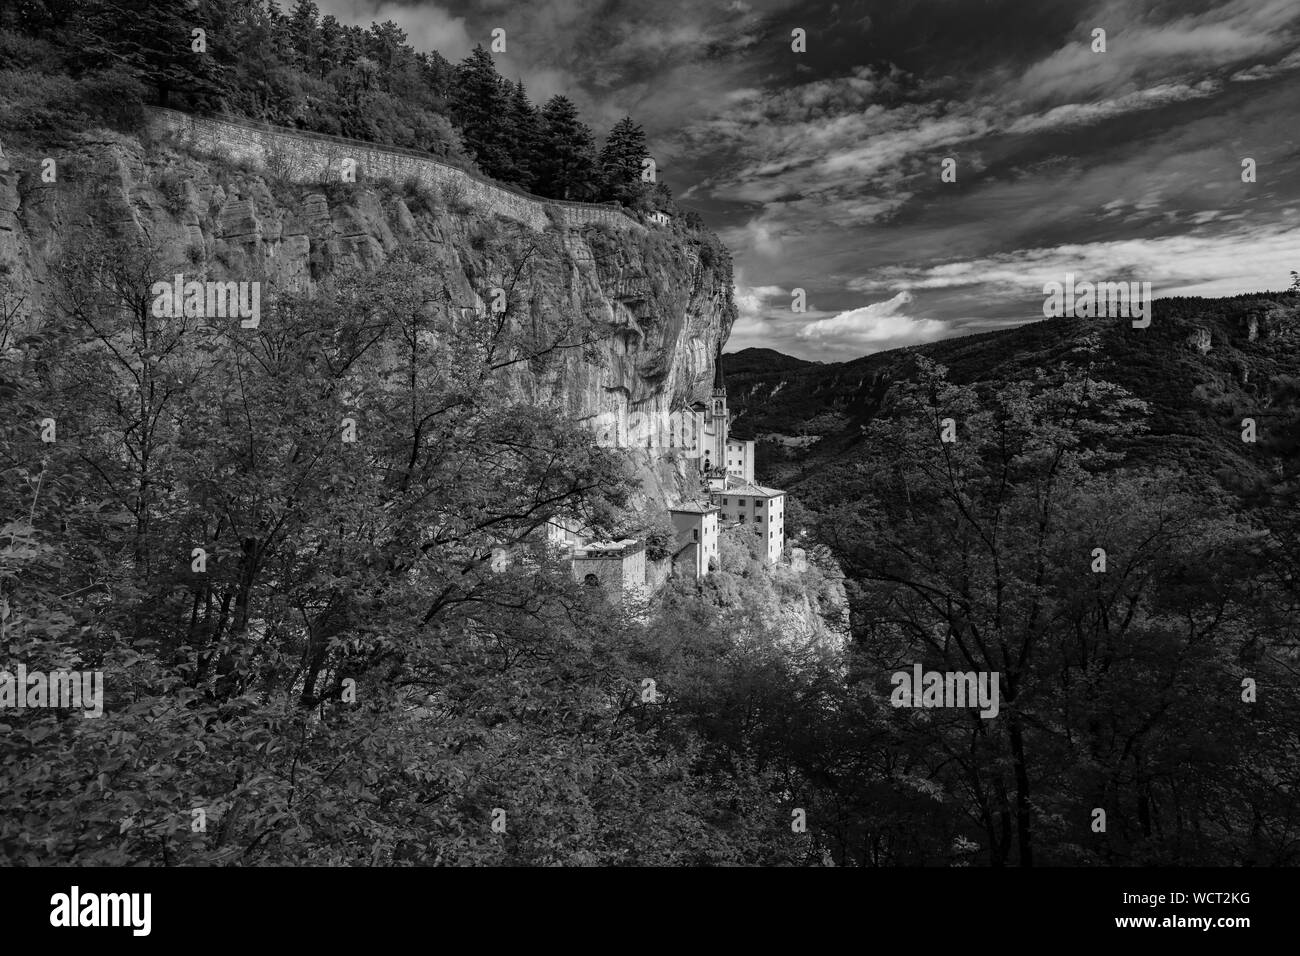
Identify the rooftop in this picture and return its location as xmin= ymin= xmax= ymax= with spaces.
xmin=573 ymin=538 xmax=644 ymax=559
xmin=670 ymin=501 xmax=720 ymax=514
xmin=714 ymin=477 xmax=785 ymax=498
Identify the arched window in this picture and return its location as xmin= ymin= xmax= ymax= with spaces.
xmin=583 ymin=573 xmax=600 ymax=587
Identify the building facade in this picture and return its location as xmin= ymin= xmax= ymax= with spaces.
xmin=668 ymin=503 xmax=720 ymax=579
xmin=711 ymin=480 xmax=785 ymax=565
xmin=571 ymin=540 xmax=647 ymax=595
xmin=725 ymin=439 xmax=756 ymax=483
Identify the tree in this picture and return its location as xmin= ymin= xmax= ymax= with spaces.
xmin=504 ymin=80 xmax=542 ymax=192
xmin=286 ymin=0 xmax=320 ymax=70
xmin=817 ymin=358 xmax=1298 ymax=865
xmin=449 ymin=46 xmax=512 ymax=181
xmin=70 ymin=0 xmax=227 ymax=108
xmin=597 ymin=116 xmax=648 ymax=205
xmin=537 ymin=95 xmax=596 ymax=201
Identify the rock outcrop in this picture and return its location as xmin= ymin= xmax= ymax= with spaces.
xmin=0 ymin=118 xmax=736 ymax=503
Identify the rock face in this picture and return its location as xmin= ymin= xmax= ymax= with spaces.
xmin=0 ymin=121 xmax=736 ymax=497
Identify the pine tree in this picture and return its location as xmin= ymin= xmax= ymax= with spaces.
xmin=450 ymin=45 xmax=512 ymax=181
xmin=598 ymin=116 xmax=648 ymax=205
xmin=504 ymin=80 xmax=542 ymax=191
xmin=317 ymin=13 xmax=344 ymax=76
xmin=537 ymin=95 xmax=596 ymax=201
xmin=287 ymin=0 xmax=320 ymax=71
xmin=72 ymin=0 xmax=226 ymax=108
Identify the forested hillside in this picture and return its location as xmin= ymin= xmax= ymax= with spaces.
xmin=727 ymin=297 xmax=1300 ymax=865
xmin=1 ymin=0 xmax=680 ymax=213
xmin=729 ymin=293 xmax=1300 ymax=498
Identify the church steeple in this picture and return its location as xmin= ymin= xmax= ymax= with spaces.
xmin=705 ymin=347 xmax=729 ymax=475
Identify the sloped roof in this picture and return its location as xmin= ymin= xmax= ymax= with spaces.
xmin=670 ymin=501 xmax=720 ymax=514
xmin=714 ymin=477 xmax=785 ymax=497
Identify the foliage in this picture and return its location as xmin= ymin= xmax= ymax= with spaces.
xmin=536 ymin=95 xmax=596 ymax=203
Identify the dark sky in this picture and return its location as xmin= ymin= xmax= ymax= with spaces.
xmin=319 ymin=0 xmax=1300 ymax=360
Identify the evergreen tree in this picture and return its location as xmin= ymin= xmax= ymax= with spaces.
xmin=450 ymin=45 xmax=512 ymax=181
xmin=537 ymin=95 xmax=596 ymax=201
xmin=317 ymin=13 xmax=345 ymax=76
xmin=504 ymin=80 xmax=542 ymax=191
xmin=287 ymin=0 xmax=320 ymax=71
xmin=71 ymin=0 xmax=226 ymax=108
xmin=598 ymin=116 xmax=648 ymax=205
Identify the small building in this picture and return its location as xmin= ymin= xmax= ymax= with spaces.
xmin=725 ymin=439 xmax=756 ymax=483
xmin=668 ymin=502 xmax=719 ymax=579
xmin=571 ymin=539 xmax=646 ymax=595
xmin=711 ymin=478 xmax=785 ymax=565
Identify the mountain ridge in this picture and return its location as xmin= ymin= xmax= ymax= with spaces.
xmin=727 ymin=291 xmax=1300 ymax=505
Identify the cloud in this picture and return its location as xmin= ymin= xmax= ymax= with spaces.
xmin=316 ymin=0 xmax=473 ymax=59
xmin=1012 ymin=0 xmax=1300 ymax=104
xmin=1004 ymin=81 xmax=1221 ymax=135
xmin=795 ymin=292 xmax=948 ymax=353
xmin=846 ymin=224 xmax=1300 ymax=304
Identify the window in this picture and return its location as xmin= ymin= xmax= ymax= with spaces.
xmin=756 ymin=515 xmax=762 ymax=522
xmin=692 ymin=529 xmax=699 ymax=541
xmin=583 ymin=573 xmax=600 ymax=587
xmin=739 ymin=515 xmax=745 ymax=523
xmin=737 ymin=498 xmax=746 ymax=506
xmin=722 ymin=498 xmax=728 ymax=505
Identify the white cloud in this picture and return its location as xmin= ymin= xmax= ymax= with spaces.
xmin=315 ymin=0 xmax=473 ymax=59
xmin=795 ymin=292 xmax=948 ymax=352
xmin=847 ymin=225 xmax=1300 ymax=302
xmin=1013 ymin=0 xmax=1300 ymax=103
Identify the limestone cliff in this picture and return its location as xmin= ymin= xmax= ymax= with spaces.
xmin=0 ymin=115 xmax=736 ymax=506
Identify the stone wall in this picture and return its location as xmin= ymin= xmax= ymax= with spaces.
xmin=572 ymin=549 xmax=647 ymax=592
xmin=147 ymin=107 xmax=640 ymax=234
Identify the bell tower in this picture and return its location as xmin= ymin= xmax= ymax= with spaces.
xmin=711 ymin=346 xmax=727 ymax=424
xmin=701 ymin=347 xmax=728 ymax=480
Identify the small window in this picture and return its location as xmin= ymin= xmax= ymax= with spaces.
xmin=722 ymin=498 xmax=728 ymax=505
xmin=584 ymin=573 xmax=600 ymax=587
xmin=693 ymin=529 xmax=699 ymax=541
xmin=737 ymin=498 xmax=746 ymax=506
xmin=739 ymin=515 xmax=745 ymax=523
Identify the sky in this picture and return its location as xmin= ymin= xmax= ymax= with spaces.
xmin=316 ymin=0 xmax=1300 ymax=361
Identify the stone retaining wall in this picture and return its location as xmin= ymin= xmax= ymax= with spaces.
xmin=147 ymin=107 xmax=640 ymax=233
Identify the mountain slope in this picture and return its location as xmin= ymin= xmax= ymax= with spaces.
xmin=728 ymin=293 xmax=1300 ymax=505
